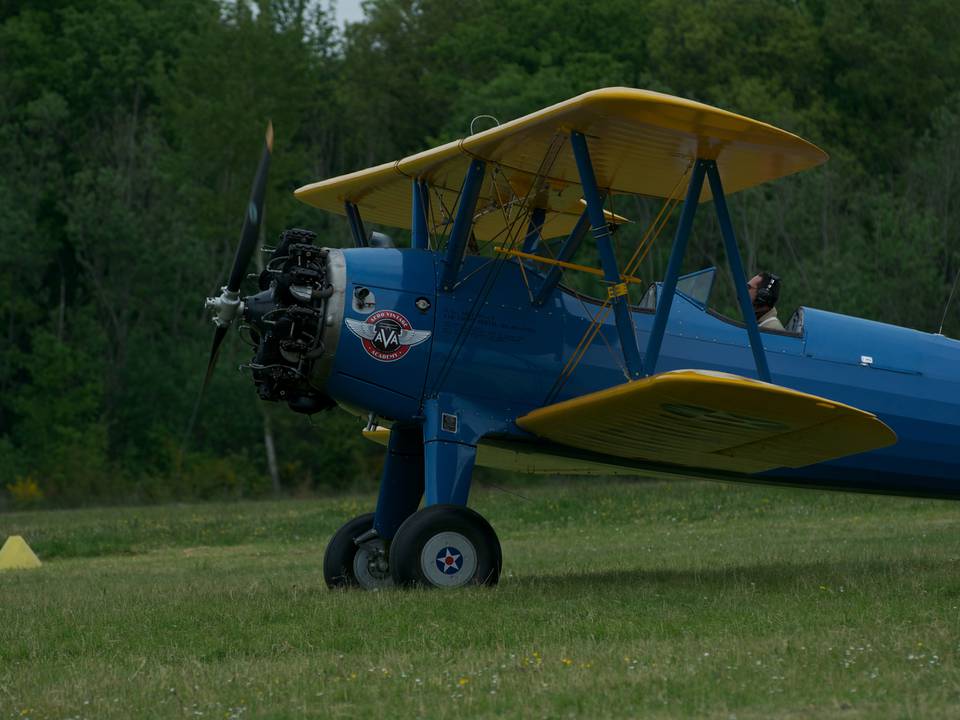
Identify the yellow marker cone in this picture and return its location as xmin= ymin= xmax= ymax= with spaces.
xmin=0 ymin=535 xmax=41 ymax=570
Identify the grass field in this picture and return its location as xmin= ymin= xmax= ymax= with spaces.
xmin=3 ymin=478 xmax=960 ymax=719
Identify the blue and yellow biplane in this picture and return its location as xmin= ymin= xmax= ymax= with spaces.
xmin=203 ymin=88 xmax=960 ymax=590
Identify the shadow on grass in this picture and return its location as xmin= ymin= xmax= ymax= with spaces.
xmin=518 ymin=556 xmax=960 ymax=595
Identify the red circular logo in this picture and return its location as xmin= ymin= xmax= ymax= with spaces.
xmin=362 ymin=310 xmax=413 ymax=362
xmin=345 ymin=310 xmax=431 ymax=362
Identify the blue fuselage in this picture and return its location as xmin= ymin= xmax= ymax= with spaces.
xmin=326 ymin=248 xmax=960 ymax=498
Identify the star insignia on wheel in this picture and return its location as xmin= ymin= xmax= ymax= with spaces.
xmin=435 ymin=547 xmax=462 ymax=574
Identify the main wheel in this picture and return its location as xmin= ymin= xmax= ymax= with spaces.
xmin=323 ymin=513 xmax=393 ymax=590
xmin=389 ymin=505 xmax=501 ymax=588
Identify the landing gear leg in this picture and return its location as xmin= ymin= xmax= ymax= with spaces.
xmin=323 ymin=424 xmax=424 ymax=590
xmin=389 ymin=400 xmax=501 ymax=587
xmin=372 ymin=424 xmax=425 ymax=539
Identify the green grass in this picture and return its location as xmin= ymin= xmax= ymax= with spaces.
xmin=4 ymin=478 xmax=960 ymax=719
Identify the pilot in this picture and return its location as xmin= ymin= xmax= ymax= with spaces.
xmin=747 ymin=272 xmax=784 ymax=331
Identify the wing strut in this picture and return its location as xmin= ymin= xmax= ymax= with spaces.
xmin=571 ymin=131 xmax=644 ymax=378
xmin=411 ymin=178 xmax=430 ymax=250
xmin=532 ymin=208 xmax=593 ymax=305
xmin=345 ymin=201 xmax=368 ymax=247
xmin=522 ymin=206 xmax=546 ymax=254
xmin=644 ymin=160 xmax=706 ymax=375
xmin=440 ymin=158 xmax=486 ymax=291
xmin=644 ymin=158 xmax=772 ymax=382
xmin=706 ymin=160 xmax=772 ymax=381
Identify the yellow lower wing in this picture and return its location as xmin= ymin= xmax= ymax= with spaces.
xmin=516 ymin=370 xmax=896 ymax=474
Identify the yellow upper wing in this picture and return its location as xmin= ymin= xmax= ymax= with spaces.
xmin=516 ymin=370 xmax=895 ymax=474
xmin=295 ymin=87 xmax=827 ymax=241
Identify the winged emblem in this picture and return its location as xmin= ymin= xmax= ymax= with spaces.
xmin=345 ymin=312 xmax=431 ymax=361
xmin=397 ymin=328 xmax=432 ymax=346
xmin=344 ymin=318 xmax=380 ymax=341
xmin=346 ymin=318 xmax=432 ymax=345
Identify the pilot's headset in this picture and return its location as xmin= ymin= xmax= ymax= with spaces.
xmin=756 ymin=272 xmax=781 ymax=307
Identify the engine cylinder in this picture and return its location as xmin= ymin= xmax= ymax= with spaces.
xmin=242 ymin=229 xmax=344 ymax=414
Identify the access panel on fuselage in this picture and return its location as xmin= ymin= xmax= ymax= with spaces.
xmin=327 ymin=248 xmax=437 ymax=421
xmin=425 ymin=257 xmax=568 ymax=415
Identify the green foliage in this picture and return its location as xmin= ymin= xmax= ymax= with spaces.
xmin=6 ymin=327 xmax=112 ymax=503
xmin=1 ymin=0 xmax=958 ymax=507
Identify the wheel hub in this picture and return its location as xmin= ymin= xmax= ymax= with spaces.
xmin=353 ymin=539 xmax=393 ymax=590
xmin=420 ymin=531 xmax=478 ymax=588
xmin=435 ymin=546 xmax=463 ymax=575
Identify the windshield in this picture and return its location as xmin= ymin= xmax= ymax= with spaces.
xmin=676 ymin=267 xmax=717 ymax=307
xmin=640 ymin=267 xmax=717 ymax=309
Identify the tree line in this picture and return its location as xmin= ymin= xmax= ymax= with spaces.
xmin=1 ymin=0 xmax=958 ymax=508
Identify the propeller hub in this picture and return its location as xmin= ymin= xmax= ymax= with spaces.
xmin=205 ymin=286 xmax=244 ymax=328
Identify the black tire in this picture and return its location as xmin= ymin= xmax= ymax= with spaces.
xmin=389 ymin=505 xmax=502 ymax=588
xmin=323 ymin=512 xmax=375 ymax=589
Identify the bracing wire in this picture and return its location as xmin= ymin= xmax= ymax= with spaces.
xmin=428 ymin=190 xmax=537 ymax=393
xmin=431 ymin=179 xmax=466 ymax=252
xmin=427 ymin=205 xmax=530 ymax=394
xmin=428 ymin=137 xmax=566 ymax=396
xmin=542 ymin=165 xmax=692 ymax=405
xmin=938 ymin=254 xmax=960 ymax=335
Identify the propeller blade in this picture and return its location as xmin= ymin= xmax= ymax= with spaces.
xmin=181 ymin=323 xmax=230 ymax=453
xmin=202 ymin=323 xmax=230 ymax=396
xmin=184 ymin=122 xmax=274 ymax=457
xmin=227 ymin=121 xmax=274 ymax=293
